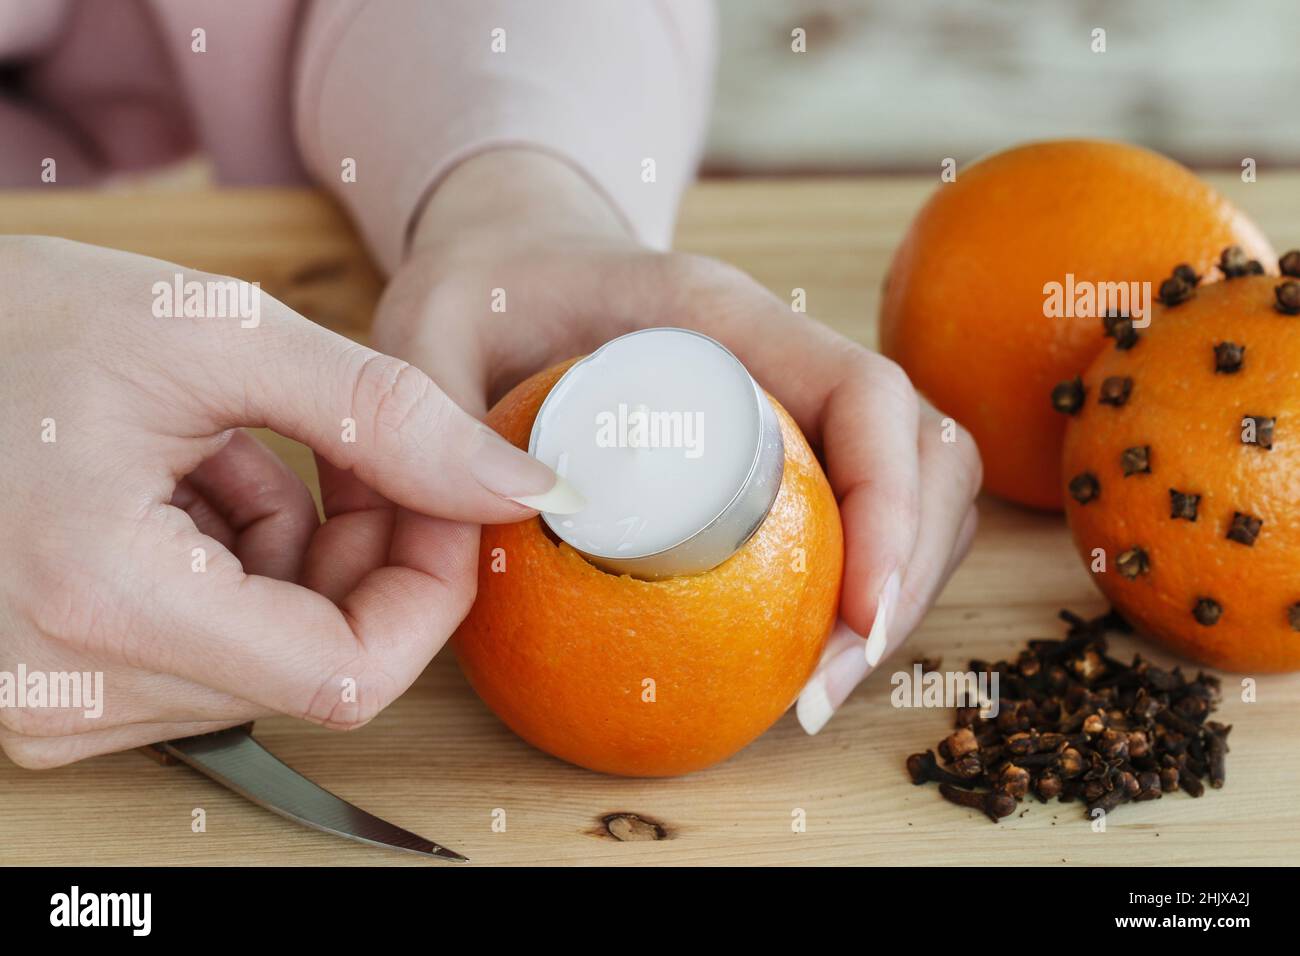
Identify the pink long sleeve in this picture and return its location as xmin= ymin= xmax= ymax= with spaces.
xmin=294 ymin=0 xmax=716 ymax=273
xmin=0 ymin=0 xmax=714 ymax=269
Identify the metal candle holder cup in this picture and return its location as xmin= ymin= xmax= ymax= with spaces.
xmin=527 ymin=328 xmax=785 ymax=580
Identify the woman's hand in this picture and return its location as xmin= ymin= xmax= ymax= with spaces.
xmin=371 ymin=150 xmax=984 ymax=736
xmin=0 ymin=236 xmax=572 ymax=768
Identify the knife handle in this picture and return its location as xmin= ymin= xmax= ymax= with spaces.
xmin=138 ymin=722 xmax=256 ymax=766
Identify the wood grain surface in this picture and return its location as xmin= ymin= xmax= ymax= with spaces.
xmin=2 ymin=176 xmax=1299 ymax=866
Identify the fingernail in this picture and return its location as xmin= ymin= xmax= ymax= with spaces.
xmin=798 ymin=575 xmax=902 ymax=736
xmin=863 ymin=570 xmax=900 ymax=668
xmin=797 ymin=636 xmax=871 ymax=735
xmin=507 ymin=475 xmax=585 ymax=514
xmin=470 ymin=427 xmax=586 ymax=514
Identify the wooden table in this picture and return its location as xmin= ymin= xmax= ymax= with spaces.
xmin=3 ymin=176 xmax=1299 ymax=866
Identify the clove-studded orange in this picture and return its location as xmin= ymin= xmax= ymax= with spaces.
xmin=452 ymin=360 xmax=844 ymax=776
xmin=880 ymin=140 xmax=1273 ymax=510
xmin=1060 ymin=251 xmax=1300 ymax=673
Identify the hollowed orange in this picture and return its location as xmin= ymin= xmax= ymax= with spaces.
xmin=453 ymin=360 xmax=844 ymax=775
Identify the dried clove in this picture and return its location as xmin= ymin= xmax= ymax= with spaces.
xmin=999 ymin=764 xmax=1032 ymax=798
xmin=1205 ymin=723 xmax=1230 ymax=789
xmin=1226 ymin=511 xmax=1262 ymax=547
xmin=1192 ymin=598 xmax=1222 ymax=627
xmin=1276 ymin=281 xmax=1300 ymax=315
xmin=1128 ymin=730 xmax=1151 ymax=759
xmin=1035 ymin=772 xmax=1063 ymax=801
xmin=1120 ymin=445 xmax=1151 ymax=477
xmin=1051 ymin=377 xmax=1086 ymax=415
xmin=1116 ymin=548 xmax=1150 ymax=579
xmin=1103 ymin=312 xmax=1140 ymax=350
xmin=1180 ymin=764 xmax=1206 ymax=798
xmin=1099 ymin=728 xmax=1130 ymax=760
xmin=1213 ymin=342 xmax=1245 ymax=374
xmin=1088 ymin=787 xmax=1126 ymax=816
xmin=1280 ymin=250 xmax=1300 ymax=279
xmin=1159 ymin=766 xmax=1180 ymax=794
xmin=1242 ymin=416 xmax=1274 ymax=450
xmin=1099 ymin=376 xmax=1133 ymax=407
xmin=1057 ymin=746 xmax=1087 ymax=778
xmin=904 ymin=608 xmax=1229 ymax=823
xmin=1169 ymin=489 xmax=1200 ymax=521
xmin=1220 ymin=245 xmax=1264 ymax=279
xmin=940 ymin=727 xmax=979 ymax=761
xmin=1158 ymin=275 xmax=1194 ymax=306
xmin=1068 ymin=472 xmax=1100 ymax=505
xmin=950 ymin=752 xmax=984 ymax=779
xmin=1135 ymin=771 xmax=1163 ymax=801
xmin=906 ymin=750 xmax=972 ymax=789
xmin=938 ymin=783 xmax=1017 ymax=822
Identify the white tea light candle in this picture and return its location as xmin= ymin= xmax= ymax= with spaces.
xmin=528 ymin=328 xmax=784 ymax=578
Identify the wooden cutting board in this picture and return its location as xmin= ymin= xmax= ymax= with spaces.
xmin=3 ymin=177 xmax=1299 ymax=866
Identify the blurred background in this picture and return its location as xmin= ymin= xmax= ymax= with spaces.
xmin=23 ymin=0 xmax=1298 ymax=191
xmin=707 ymin=0 xmax=1300 ymax=173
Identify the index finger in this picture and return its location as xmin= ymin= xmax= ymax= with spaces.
xmin=102 ymin=505 xmax=478 ymax=728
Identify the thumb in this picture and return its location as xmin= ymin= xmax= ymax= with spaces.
xmin=189 ymin=289 xmax=583 ymax=521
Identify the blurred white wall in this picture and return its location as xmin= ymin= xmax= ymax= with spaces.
xmin=706 ymin=0 xmax=1300 ymax=172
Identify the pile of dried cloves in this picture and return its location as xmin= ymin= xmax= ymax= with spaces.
xmin=906 ymin=609 xmax=1231 ymax=823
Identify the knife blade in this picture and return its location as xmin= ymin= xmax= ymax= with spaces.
xmin=143 ymin=726 xmax=467 ymax=862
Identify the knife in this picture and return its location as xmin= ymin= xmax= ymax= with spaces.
xmin=141 ymin=724 xmax=467 ymax=862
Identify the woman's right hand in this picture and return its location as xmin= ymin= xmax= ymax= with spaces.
xmin=0 ymin=236 xmax=574 ymax=768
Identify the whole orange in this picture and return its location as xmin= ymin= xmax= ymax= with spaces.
xmin=1061 ymin=256 xmax=1300 ymax=672
xmin=879 ymin=140 xmax=1273 ymax=510
xmin=453 ymin=360 xmax=844 ymax=776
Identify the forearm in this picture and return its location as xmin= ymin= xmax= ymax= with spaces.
xmin=294 ymin=0 xmax=716 ymax=274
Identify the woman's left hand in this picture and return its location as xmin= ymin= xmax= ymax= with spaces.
xmin=354 ymin=149 xmax=983 ymax=734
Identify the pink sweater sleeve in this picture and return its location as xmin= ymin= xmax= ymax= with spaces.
xmin=294 ymin=0 xmax=716 ymax=274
